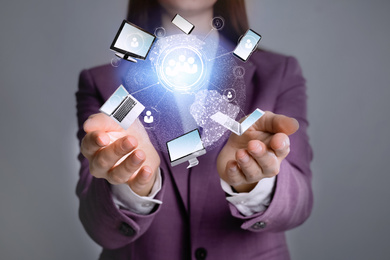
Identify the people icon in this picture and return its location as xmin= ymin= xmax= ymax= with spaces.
xmin=131 ymin=37 xmax=139 ymax=48
xmin=227 ymin=91 xmax=233 ymax=99
xmin=165 ymin=55 xmax=198 ymax=76
xmin=144 ymin=110 xmax=154 ymax=123
xmin=245 ymin=39 xmax=253 ymax=49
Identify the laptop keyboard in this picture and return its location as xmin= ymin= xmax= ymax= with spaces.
xmin=113 ymin=97 xmax=136 ymax=122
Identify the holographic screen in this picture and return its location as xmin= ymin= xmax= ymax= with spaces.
xmin=123 ymin=33 xmax=247 ymax=152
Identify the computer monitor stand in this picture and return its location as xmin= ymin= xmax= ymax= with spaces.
xmin=115 ymin=52 xmax=137 ymax=63
xmin=187 ymin=158 xmax=199 ymax=169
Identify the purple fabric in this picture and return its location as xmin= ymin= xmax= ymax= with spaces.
xmin=75 ymin=50 xmax=313 ymax=260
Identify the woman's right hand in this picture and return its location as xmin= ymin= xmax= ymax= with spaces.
xmin=80 ymin=113 xmax=161 ymax=196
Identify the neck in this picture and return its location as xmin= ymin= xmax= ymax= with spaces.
xmin=161 ymin=8 xmax=214 ymax=37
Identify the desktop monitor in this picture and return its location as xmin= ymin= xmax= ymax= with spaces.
xmin=166 ymin=129 xmax=206 ymax=169
xmin=110 ymin=20 xmax=156 ymax=62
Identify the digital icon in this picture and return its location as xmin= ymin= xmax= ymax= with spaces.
xmin=211 ymin=16 xmax=225 ymax=30
xmin=130 ymin=37 xmax=139 ymax=48
xmin=159 ymin=46 xmax=205 ymax=92
xmin=223 ymin=88 xmax=236 ymax=102
xmin=111 ymin=56 xmax=121 ymax=67
xmin=132 ymin=71 xmax=148 ymax=86
xmin=144 ymin=110 xmax=154 ymax=123
xmin=233 ymin=66 xmax=245 ymax=78
xmin=171 ymin=14 xmax=195 ymax=34
xmin=166 ymin=129 xmax=206 ymax=168
xmin=110 ymin=20 xmax=156 ymax=63
xmin=245 ymin=39 xmax=253 ymax=49
xmin=210 ymin=108 xmax=265 ymax=136
xmin=233 ymin=29 xmax=262 ymax=62
xmin=140 ymin=107 xmax=160 ymax=129
xmin=99 ymin=85 xmax=145 ymax=130
xmin=154 ymin=27 xmax=166 ymax=38
xmin=166 ymin=55 xmax=198 ymax=76
xmin=227 ymin=92 xmax=233 ymax=99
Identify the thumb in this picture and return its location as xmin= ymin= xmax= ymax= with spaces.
xmin=83 ymin=113 xmax=124 ymax=133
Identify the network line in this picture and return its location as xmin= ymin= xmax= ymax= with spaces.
xmin=207 ymin=80 xmax=223 ymax=91
xmin=202 ymin=28 xmax=214 ymax=41
xmin=130 ymin=82 xmax=160 ymax=95
xmin=154 ymin=89 xmax=169 ymax=108
xmin=207 ymin=51 xmax=232 ymax=61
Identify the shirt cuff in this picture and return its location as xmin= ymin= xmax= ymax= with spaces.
xmin=111 ymin=168 xmax=163 ymax=215
xmin=220 ymin=176 xmax=276 ymax=217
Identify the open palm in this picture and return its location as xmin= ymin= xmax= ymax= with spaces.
xmin=217 ymin=111 xmax=299 ymax=193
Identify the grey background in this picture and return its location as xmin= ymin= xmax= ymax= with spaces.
xmin=0 ymin=0 xmax=389 ymax=259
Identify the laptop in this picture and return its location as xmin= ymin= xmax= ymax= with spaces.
xmin=210 ymin=108 xmax=265 ymax=136
xmin=100 ymin=85 xmax=145 ymax=130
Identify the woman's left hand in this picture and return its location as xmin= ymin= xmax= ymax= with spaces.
xmin=217 ymin=111 xmax=299 ymax=193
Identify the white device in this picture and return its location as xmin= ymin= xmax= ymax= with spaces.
xmin=166 ymin=129 xmax=206 ymax=168
xmin=233 ymin=29 xmax=262 ymax=62
xmin=171 ymin=14 xmax=195 ymax=34
xmin=210 ymin=108 xmax=265 ymax=136
xmin=100 ymin=85 xmax=145 ymax=130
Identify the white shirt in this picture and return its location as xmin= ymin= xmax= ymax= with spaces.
xmin=112 ymin=168 xmax=275 ymax=216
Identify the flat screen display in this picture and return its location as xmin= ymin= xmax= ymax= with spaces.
xmin=111 ymin=20 xmax=156 ymax=59
xmin=233 ymin=29 xmax=262 ymax=62
xmin=167 ymin=129 xmax=204 ymax=162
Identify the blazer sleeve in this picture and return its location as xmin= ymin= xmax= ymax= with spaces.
xmin=228 ymin=56 xmax=314 ymax=233
xmin=75 ymin=69 xmax=165 ymax=249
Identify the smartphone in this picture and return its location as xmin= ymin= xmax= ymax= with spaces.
xmin=171 ymin=14 xmax=195 ymax=34
xmin=233 ymin=29 xmax=262 ymax=62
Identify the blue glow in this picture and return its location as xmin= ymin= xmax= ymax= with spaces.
xmin=167 ymin=129 xmax=204 ymax=162
xmin=124 ymin=33 xmax=248 ymax=152
xmin=159 ymin=46 xmax=205 ymax=93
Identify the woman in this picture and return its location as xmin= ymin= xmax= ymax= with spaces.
xmin=76 ymin=0 xmax=313 ymax=259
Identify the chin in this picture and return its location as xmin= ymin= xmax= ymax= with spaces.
xmin=159 ymin=0 xmax=217 ymax=15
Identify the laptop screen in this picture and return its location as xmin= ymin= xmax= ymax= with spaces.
xmin=240 ymin=109 xmax=265 ymax=133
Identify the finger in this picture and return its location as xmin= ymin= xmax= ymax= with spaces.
xmin=224 ymin=160 xmax=246 ymax=187
xmin=236 ymin=149 xmax=263 ymax=183
xmin=106 ymin=149 xmax=146 ymax=184
xmin=269 ymin=133 xmax=290 ymax=158
xmin=256 ymin=111 xmax=299 ymax=135
xmin=90 ymin=135 xmax=138 ymax=177
xmin=128 ymin=166 xmax=156 ymax=196
xmin=247 ymin=140 xmax=280 ymax=177
xmin=83 ymin=113 xmax=124 ymax=133
xmin=81 ymin=130 xmax=110 ymax=160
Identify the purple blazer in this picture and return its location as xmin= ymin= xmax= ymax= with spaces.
xmin=76 ymin=49 xmax=313 ymax=260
